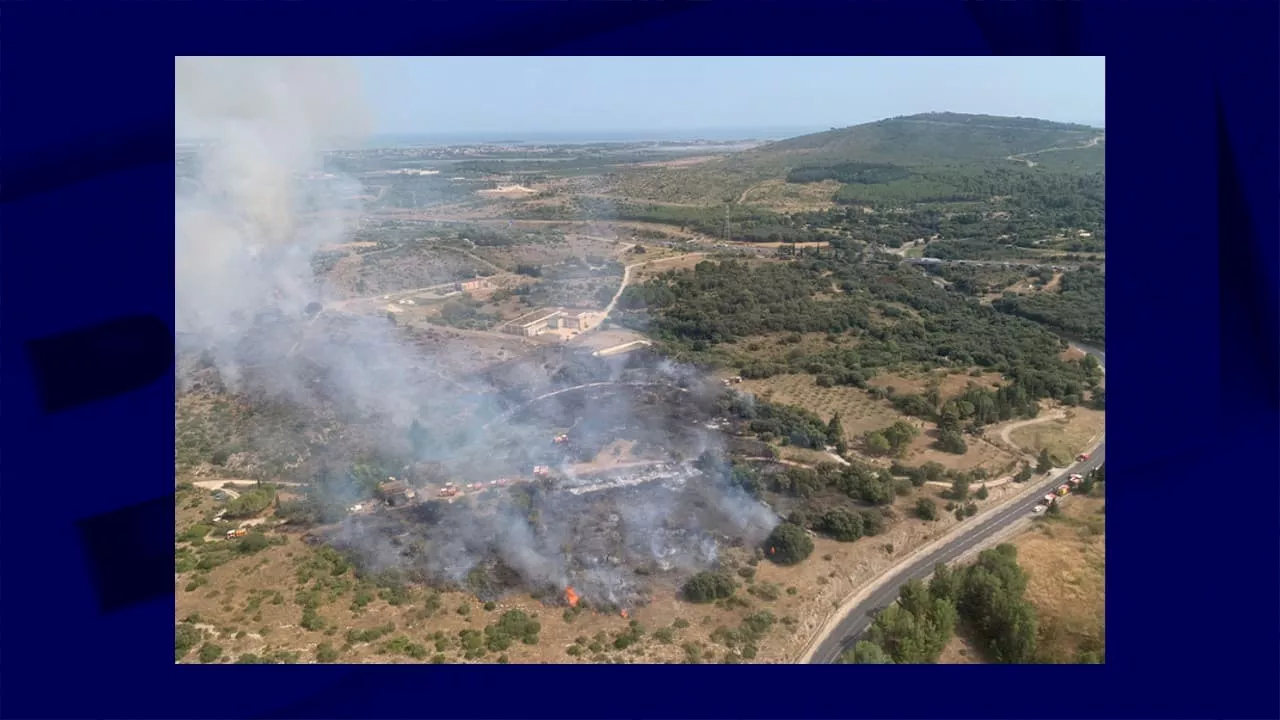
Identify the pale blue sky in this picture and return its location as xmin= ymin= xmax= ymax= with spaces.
xmin=356 ymin=56 xmax=1105 ymax=136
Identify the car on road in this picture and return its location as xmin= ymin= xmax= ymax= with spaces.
xmin=1077 ymin=453 xmax=1090 ymax=461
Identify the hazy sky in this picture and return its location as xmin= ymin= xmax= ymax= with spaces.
xmin=356 ymin=56 xmax=1105 ymax=136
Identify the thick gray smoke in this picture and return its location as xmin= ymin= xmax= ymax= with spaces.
xmin=175 ymin=57 xmax=777 ymax=608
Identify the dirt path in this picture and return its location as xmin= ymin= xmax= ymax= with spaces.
xmin=190 ymin=479 xmax=304 ymax=495
xmin=997 ymin=410 xmax=1068 ymax=453
xmin=736 ymin=182 xmax=764 ymax=205
xmin=597 ymin=252 xmax=705 ymax=328
xmin=1006 ymin=133 xmax=1105 ymax=168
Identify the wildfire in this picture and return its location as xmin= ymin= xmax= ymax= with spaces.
xmin=620 ymin=609 xmax=629 ymax=619
xmin=565 ymin=586 xmax=580 ymax=608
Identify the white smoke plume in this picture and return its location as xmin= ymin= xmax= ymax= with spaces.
xmin=174 ymin=57 xmax=779 ymax=608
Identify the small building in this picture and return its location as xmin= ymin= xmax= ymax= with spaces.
xmin=456 ymin=278 xmax=488 ymax=293
xmin=502 ymin=308 xmax=566 ymax=337
xmin=560 ymin=311 xmax=592 ymax=330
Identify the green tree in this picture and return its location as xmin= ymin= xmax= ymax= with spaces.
xmin=764 ymin=523 xmax=814 ymax=566
xmin=975 ymin=485 xmax=989 ymax=500
xmin=882 ymin=421 xmax=920 ymax=456
xmin=1014 ymin=463 xmax=1033 ymax=483
xmin=957 ymin=544 xmax=1038 ymax=663
xmin=915 ymin=498 xmax=938 ymax=521
xmin=935 ymin=429 xmax=968 ymax=454
xmin=1036 ymin=449 xmax=1053 ymax=473
xmin=818 ymin=509 xmax=864 ymax=542
xmin=826 ymin=413 xmax=845 ymax=446
xmin=865 ymin=432 xmax=892 ymax=456
xmin=950 ymin=476 xmax=970 ymax=501
xmin=928 ymin=563 xmax=959 ymax=603
xmin=841 ymin=640 xmax=893 ymax=664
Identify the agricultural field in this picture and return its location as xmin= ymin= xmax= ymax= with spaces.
xmin=736 ymin=374 xmax=906 ymax=439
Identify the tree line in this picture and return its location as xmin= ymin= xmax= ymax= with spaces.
xmin=842 ymin=543 xmax=1039 ymax=664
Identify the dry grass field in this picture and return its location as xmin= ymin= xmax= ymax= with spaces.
xmin=1008 ymin=407 xmax=1105 ymax=465
xmin=1015 ymin=494 xmax=1106 ymax=663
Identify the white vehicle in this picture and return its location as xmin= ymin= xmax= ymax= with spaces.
xmin=349 ymin=503 xmax=363 ymax=512
xmin=1032 ymin=505 xmax=1047 ymax=514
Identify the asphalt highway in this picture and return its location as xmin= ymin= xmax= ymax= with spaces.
xmin=808 ymin=346 xmax=1105 ymax=664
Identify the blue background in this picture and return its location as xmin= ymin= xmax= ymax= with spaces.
xmin=2 ymin=1 xmax=1276 ymax=718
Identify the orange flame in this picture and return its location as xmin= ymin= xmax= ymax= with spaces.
xmin=565 ymin=586 xmax=580 ymax=608
xmin=770 ymin=546 xmax=776 ymax=555
xmin=620 ymin=609 xmax=629 ymax=619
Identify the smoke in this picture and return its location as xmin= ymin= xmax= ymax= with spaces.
xmin=175 ymin=57 xmax=778 ymax=608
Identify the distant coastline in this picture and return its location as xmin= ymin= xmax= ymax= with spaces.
xmin=360 ymin=126 xmax=827 ymax=149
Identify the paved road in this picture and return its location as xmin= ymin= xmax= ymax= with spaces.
xmin=807 ymin=345 xmax=1104 ymax=664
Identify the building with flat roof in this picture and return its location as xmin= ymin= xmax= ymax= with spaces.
xmin=502 ymin=308 xmax=565 ymax=337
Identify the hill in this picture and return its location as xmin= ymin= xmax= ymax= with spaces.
xmin=737 ymin=113 xmax=1102 ymax=169
xmin=605 ymin=113 xmax=1105 ymax=205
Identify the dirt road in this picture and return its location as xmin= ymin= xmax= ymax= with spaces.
xmin=597 ymin=253 xmax=705 ymax=328
xmin=1006 ymin=133 xmax=1105 ymax=168
xmin=995 ymin=409 xmax=1069 ymax=453
xmin=190 ymin=479 xmax=304 ymax=498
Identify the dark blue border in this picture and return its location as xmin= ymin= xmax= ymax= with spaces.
xmin=2 ymin=1 xmax=1276 ymax=719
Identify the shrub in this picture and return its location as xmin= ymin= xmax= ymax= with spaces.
xmin=748 ymin=582 xmax=781 ymax=601
xmin=237 ymin=531 xmax=270 ymax=554
xmin=197 ymin=642 xmax=223 ymax=664
xmin=915 ymin=499 xmax=938 ymax=521
xmin=860 ymin=509 xmax=887 ymax=536
xmin=315 ymin=643 xmax=339 ymax=663
xmin=682 ymin=571 xmax=737 ymax=603
xmin=175 ymin=623 xmax=202 ymax=661
xmin=975 ymin=485 xmax=989 ymax=500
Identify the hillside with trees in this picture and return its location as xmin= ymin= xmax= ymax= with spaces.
xmin=736 ymin=113 xmax=1102 ymax=170
xmin=618 ymin=256 xmax=1101 ymax=408
xmin=603 ymin=113 xmax=1105 ymax=207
